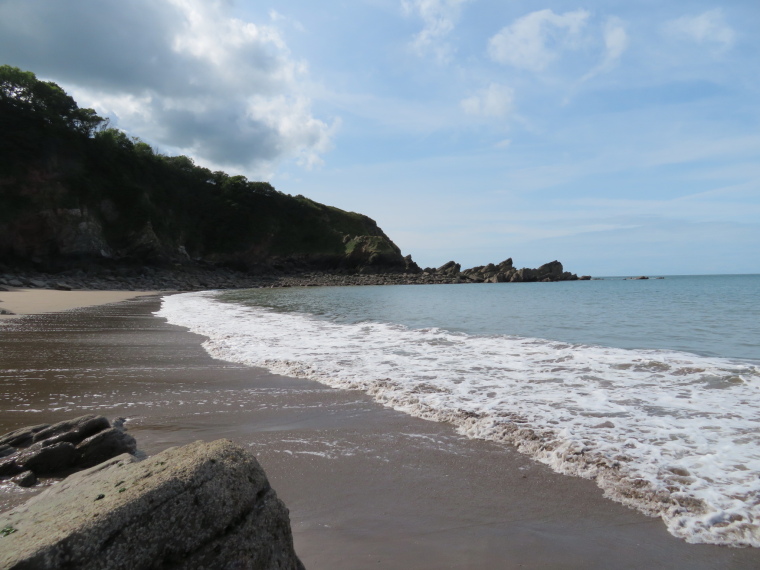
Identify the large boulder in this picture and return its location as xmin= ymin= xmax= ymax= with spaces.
xmin=0 ymin=439 xmax=304 ymax=570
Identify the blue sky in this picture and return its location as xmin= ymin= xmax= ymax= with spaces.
xmin=1 ymin=0 xmax=758 ymax=275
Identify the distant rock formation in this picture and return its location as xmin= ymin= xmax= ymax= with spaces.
xmin=0 ymin=415 xmax=136 ymax=486
xmin=423 ymin=258 xmax=591 ymax=283
xmin=0 ymin=439 xmax=304 ymax=570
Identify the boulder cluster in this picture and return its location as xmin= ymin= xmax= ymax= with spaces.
xmin=0 ymin=439 xmax=303 ymax=569
xmin=0 ymin=415 xmax=136 ymax=488
xmin=0 ymin=256 xmax=590 ymax=294
xmin=426 ymin=258 xmax=591 ymax=284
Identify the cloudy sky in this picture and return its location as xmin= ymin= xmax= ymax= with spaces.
xmin=1 ymin=0 xmax=758 ymax=275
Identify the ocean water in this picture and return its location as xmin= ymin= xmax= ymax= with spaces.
xmin=157 ymin=275 xmax=760 ymax=547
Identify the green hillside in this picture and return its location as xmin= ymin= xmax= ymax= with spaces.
xmin=0 ymin=65 xmax=415 ymax=274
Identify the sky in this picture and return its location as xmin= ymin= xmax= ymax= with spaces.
xmin=1 ymin=0 xmax=758 ymax=276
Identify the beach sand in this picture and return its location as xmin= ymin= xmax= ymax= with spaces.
xmin=0 ymin=288 xmax=157 ymax=319
xmin=0 ymin=294 xmax=758 ymax=569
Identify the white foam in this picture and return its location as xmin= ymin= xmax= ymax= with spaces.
xmin=157 ymin=291 xmax=760 ymax=547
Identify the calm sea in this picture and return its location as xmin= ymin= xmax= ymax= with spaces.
xmin=157 ymin=274 xmax=760 ymax=547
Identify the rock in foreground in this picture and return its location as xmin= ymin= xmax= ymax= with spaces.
xmin=0 ymin=439 xmax=304 ymax=570
xmin=0 ymin=415 xmax=136 ymax=481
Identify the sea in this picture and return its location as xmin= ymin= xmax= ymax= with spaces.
xmin=156 ymin=274 xmax=760 ymax=547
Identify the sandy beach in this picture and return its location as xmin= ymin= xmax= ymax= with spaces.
xmin=1 ymin=293 xmax=758 ymax=569
xmin=0 ymin=288 xmax=158 ymax=320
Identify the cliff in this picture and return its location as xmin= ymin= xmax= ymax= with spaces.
xmin=0 ymin=65 xmax=417 ymax=275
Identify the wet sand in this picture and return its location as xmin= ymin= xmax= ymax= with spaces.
xmin=0 ymin=296 xmax=758 ymax=569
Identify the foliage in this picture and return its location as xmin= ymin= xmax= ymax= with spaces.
xmin=0 ymin=65 xmax=105 ymax=136
xmin=0 ymin=65 xmax=394 ymax=267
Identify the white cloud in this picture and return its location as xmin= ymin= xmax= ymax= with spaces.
xmin=580 ymin=17 xmax=628 ymax=82
xmin=664 ymin=9 xmax=736 ymax=51
xmin=0 ymin=0 xmax=333 ymax=177
xmin=461 ymin=83 xmax=515 ymax=118
xmin=402 ymin=0 xmax=471 ymax=63
xmin=488 ymin=9 xmax=589 ymax=71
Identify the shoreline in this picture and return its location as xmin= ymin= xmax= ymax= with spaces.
xmin=1 ymin=294 xmax=759 ymax=568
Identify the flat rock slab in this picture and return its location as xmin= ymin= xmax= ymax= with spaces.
xmin=0 ymin=439 xmax=304 ymax=570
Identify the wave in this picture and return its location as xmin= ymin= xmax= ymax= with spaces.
xmin=157 ymin=291 xmax=760 ymax=547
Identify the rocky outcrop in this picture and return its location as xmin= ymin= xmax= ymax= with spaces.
xmin=429 ymin=258 xmax=591 ymax=283
xmin=0 ymin=256 xmax=590 ymax=294
xmin=0 ymin=415 xmax=136 ymax=482
xmin=0 ymin=439 xmax=304 ymax=570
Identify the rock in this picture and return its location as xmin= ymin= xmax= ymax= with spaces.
xmin=32 ymin=415 xmax=110 ymax=446
xmin=437 ymin=261 xmax=461 ymax=276
xmin=0 ymin=416 xmax=138 ymax=480
xmin=8 ymin=279 xmax=24 ymax=287
xmin=27 ymin=279 xmax=48 ymax=288
xmin=0 ymin=308 xmax=15 ymax=315
xmin=0 ymin=440 xmax=304 ymax=570
xmin=0 ymin=424 xmax=50 ymax=448
xmin=16 ymin=442 xmax=78 ymax=475
xmin=10 ymin=470 xmax=37 ymax=488
xmin=75 ymin=427 xmax=137 ymax=469
xmin=0 ymin=455 xmax=23 ymax=477
xmin=536 ymin=260 xmax=563 ymax=280
xmin=0 ymin=444 xmax=16 ymax=458
xmin=53 ymin=282 xmax=72 ymax=291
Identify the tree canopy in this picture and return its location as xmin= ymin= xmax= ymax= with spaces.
xmin=0 ymin=65 xmax=105 ymax=136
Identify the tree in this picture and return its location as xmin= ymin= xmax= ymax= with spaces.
xmin=0 ymin=65 xmax=105 ymax=136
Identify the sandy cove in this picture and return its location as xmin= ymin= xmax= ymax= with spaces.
xmin=1 ymin=292 xmax=758 ymax=569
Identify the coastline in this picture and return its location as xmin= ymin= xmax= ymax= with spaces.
xmin=1 ymin=294 xmax=758 ymax=568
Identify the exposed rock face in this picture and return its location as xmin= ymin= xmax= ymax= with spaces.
xmin=0 ymin=415 xmax=136 ymax=481
xmin=457 ymin=259 xmax=589 ymax=283
xmin=0 ymin=439 xmax=304 ymax=570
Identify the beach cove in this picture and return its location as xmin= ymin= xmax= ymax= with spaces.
xmin=1 ymin=290 xmax=759 ymax=568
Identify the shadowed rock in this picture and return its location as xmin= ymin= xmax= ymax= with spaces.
xmin=0 ymin=415 xmax=137 ymax=485
xmin=76 ymin=428 xmax=137 ymax=469
xmin=32 ymin=415 xmax=110 ymax=445
xmin=17 ymin=442 xmax=77 ymax=475
xmin=0 ymin=424 xmax=50 ymax=448
xmin=0 ymin=439 xmax=304 ymax=570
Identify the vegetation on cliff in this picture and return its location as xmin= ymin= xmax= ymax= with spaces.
xmin=0 ymin=65 xmax=411 ymax=273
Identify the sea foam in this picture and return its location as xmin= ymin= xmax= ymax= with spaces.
xmin=157 ymin=291 xmax=760 ymax=547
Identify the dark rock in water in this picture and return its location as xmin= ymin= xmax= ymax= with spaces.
xmin=459 ymin=258 xmax=584 ymax=284
xmin=76 ymin=427 xmax=137 ymax=469
xmin=0 ymin=455 xmax=22 ymax=477
xmin=10 ymin=470 xmax=37 ymax=488
xmin=0 ymin=440 xmax=304 ymax=570
xmin=17 ymin=442 xmax=78 ymax=475
xmin=32 ymin=415 xmax=110 ymax=446
xmin=0 ymin=424 xmax=50 ymax=449
xmin=0 ymin=444 xmax=16 ymax=458
xmin=0 ymin=415 xmax=137 ymax=482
